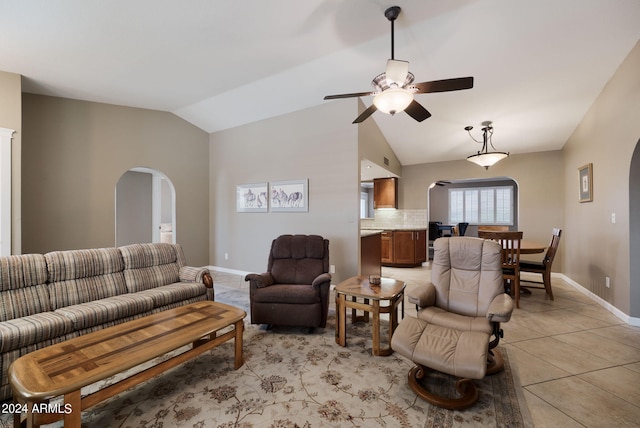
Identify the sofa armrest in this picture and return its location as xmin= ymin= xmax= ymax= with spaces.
xmin=312 ymin=273 xmax=332 ymax=288
xmin=486 ymin=293 xmax=514 ymax=323
xmin=408 ymin=283 xmax=436 ymax=308
xmin=179 ymin=266 xmax=213 ymax=288
xmin=245 ymin=273 xmax=274 ymax=288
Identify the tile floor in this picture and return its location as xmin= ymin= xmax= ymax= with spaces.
xmin=212 ymin=266 xmax=640 ymax=427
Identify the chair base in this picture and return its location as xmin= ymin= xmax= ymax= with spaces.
xmin=408 ymin=365 xmax=478 ymax=410
xmin=407 ymin=349 xmax=505 ymax=410
xmin=486 ymin=348 xmax=505 ymax=375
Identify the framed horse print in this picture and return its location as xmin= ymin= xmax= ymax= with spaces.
xmin=270 ymin=179 xmax=309 ymax=212
xmin=236 ymin=183 xmax=268 ymax=212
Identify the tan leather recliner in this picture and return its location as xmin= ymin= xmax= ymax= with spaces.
xmin=391 ymin=237 xmax=514 ymax=409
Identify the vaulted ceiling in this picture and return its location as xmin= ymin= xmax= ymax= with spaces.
xmin=2 ymin=0 xmax=639 ymax=168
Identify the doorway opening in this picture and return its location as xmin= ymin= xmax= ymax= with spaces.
xmin=427 ymin=176 xmax=519 ymax=234
xmin=115 ymin=167 xmax=176 ymax=247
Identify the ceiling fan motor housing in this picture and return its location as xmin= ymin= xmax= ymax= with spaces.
xmin=385 ymin=6 xmax=401 ymax=21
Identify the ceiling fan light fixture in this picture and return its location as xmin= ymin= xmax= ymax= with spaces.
xmin=373 ymin=88 xmax=414 ymax=115
xmin=465 ymin=121 xmax=509 ymax=169
xmin=322 ymin=5 xmax=473 ymax=124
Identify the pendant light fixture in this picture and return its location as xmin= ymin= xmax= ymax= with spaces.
xmin=465 ymin=121 xmax=509 ymax=169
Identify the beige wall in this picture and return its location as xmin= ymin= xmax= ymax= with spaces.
xmin=0 ymin=71 xmax=22 ymax=254
xmin=401 ymin=151 xmax=565 ymax=267
xmin=357 ymin=99 xmax=402 ymax=177
xmin=209 ymin=101 xmax=360 ymax=283
xmin=562 ymin=40 xmax=640 ymax=316
xmin=21 ymin=94 xmax=210 ymax=265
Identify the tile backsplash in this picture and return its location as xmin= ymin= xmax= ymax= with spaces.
xmin=361 ymin=209 xmax=428 ymax=230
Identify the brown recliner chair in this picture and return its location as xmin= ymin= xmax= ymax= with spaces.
xmin=245 ymin=235 xmax=331 ymax=330
xmin=391 ymin=237 xmax=514 ymax=409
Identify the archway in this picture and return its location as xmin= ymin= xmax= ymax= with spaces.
xmin=115 ymin=167 xmax=176 ymax=247
xmin=629 ymin=139 xmax=640 ymax=320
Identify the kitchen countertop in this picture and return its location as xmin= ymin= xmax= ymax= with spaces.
xmin=361 ymin=227 xmax=427 ymax=234
xmin=361 ymin=229 xmax=384 ymax=237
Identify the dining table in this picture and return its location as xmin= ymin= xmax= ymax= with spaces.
xmin=477 ymin=230 xmax=546 ymax=255
xmin=517 ymin=240 xmax=547 ymax=254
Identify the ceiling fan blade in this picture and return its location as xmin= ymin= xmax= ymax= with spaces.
xmin=385 ymin=59 xmax=409 ymax=85
xmin=353 ymin=104 xmax=378 ymax=124
xmin=324 ymin=91 xmax=375 ymax=100
xmin=404 ymin=100 xmax=431 ymax=122
xmin=413 ymin=77 xmax=474 ymax=94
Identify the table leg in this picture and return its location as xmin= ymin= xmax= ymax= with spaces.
xmin=336 ymin=293 xmax=346 ymax=346
xmin=350 ymin=296 xmax=357 ymax=323
xmin=335 ymin=293 xmax=339 ymax=341
xmin=63 ymin=390 xmax=81 ymax=428
xmin=372 ymin=300 xmax=380 ymax=356
xmin=389 ymin=296 xmax=398 ymax=346
xmin=13 ymin=398 xmax=25 ymax=428
xmin=234 ymin=319 xmax=244 ymax=369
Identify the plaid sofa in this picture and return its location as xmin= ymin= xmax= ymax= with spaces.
xmin=0 ymin=243 xmax=213 ymax=401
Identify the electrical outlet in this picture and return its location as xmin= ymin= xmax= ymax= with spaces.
xmin=611 ymin=213 xmax=616 ymax=224
xmin=605 ymin=276 xmax=610 ymax=288
xmin=330 ymin=265 xmax=336 ymax=274
xmin=224 ymin=253 xmax=229 ymax=260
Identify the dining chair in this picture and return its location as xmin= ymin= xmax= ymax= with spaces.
xmin=519 ymin=228 xmax=562 ymax=301
xmin=478 ymin=230 xmax=524 ymax=308
xmin=457 ymin=222 xmax=469 ymax=236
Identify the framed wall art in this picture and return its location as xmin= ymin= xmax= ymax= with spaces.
xmin=270 ymin=179 xmax=309 ymax=212
xmin=578 ymin=163 xmax=593 ymax=203
xmin=236 ymin=183 xmax=268 ymax=212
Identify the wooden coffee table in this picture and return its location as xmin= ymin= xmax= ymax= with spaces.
xmin=335 ymin=276 xmax=405 ymax=356
xmin=9 ymin=300 xmax=245 ymax=428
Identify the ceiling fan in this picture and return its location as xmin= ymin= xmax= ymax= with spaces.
xmin=324 ymin=6 xmax=474 ymax=124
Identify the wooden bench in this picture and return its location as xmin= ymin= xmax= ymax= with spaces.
xmin=9 ymin=300 xmax=245 ymax=427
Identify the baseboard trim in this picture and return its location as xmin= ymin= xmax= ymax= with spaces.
xmin=555 ymin=273 xmax=640 ymax=326
xmin=207 ymin=266 xmax=251 ymax=277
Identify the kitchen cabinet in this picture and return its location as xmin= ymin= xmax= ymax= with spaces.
xmin=381 ymin=229 xmax=426 ymax=267
xmin=373 ymin=177 xmax=398 ymax=209
xmin=381 ymin=231 xmax=394 ymax=264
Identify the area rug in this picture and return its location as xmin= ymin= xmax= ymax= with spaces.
xmin=0 ymin=285 xmax=532 ymax=428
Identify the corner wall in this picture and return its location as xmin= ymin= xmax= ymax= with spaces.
xmin=562 ymin=40 xmax=640 ymax=316
xmin=21 ymin=94 xmax=210 ymax=265
xmin=209 ymin=101 xmax=360 ymax=284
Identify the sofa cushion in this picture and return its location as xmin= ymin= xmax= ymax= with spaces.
xmin=0 ymin=312 xmax=74 ymax=353
xmin=45 ymin=248 xmax=128 ymax=309
xmin=119 ymin=243 xmax=185 ymax=293
xmin=251 ymin=284 xmax=320 ymax=305
xmin=54 ymin=293 xmax=155 ymax=331
xmin=0 ymin=254 xmax=52 ymax=320
xmin=134 ymin=282 xmax=207 ymax=308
